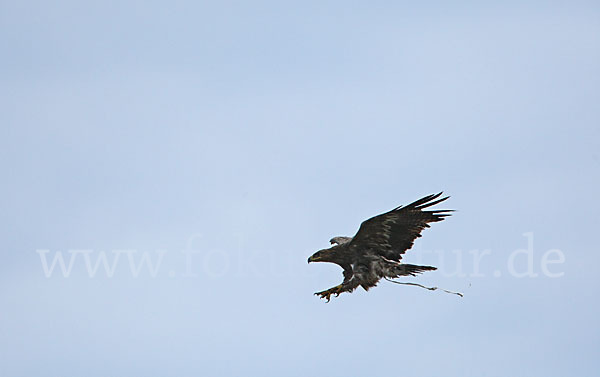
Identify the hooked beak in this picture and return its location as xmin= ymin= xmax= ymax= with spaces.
xmin=307 ymin=256 xmax=312 ymax=264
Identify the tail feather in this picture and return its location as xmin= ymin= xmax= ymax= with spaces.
xmin=393 ymin=263 xmax=437 ymax=277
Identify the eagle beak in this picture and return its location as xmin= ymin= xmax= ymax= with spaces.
xmin=307 ymin=256 xmax=312 ymax=264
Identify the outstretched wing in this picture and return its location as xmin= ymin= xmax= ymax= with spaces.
xmin=348 ymin=192 xmax=452 ymax=262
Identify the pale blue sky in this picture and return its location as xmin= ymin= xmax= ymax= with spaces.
xmin=1 ymin=1 xmax=599 ymax=376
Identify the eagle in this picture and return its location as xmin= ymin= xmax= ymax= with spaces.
xmin=308 ymin=192 xmax=452 ymax=301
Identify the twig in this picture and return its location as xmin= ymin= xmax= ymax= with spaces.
xmin=384 ymin=277 xmax=463 ymax=297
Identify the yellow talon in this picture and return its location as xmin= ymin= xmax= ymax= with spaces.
xmin=315 ymin=285 xmax=344 ymax=302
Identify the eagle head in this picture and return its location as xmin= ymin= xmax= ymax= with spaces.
xmin=307 ymin=247 xmax=339 ymax=264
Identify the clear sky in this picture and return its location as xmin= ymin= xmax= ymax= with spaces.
xmin=1 ymin=1 xmax=599 ymax=376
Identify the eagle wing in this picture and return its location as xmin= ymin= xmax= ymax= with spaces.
xmin=348 ymin=192 xmax=452 ymax=262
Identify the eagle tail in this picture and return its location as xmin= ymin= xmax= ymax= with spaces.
xmin=394 ymin=264 xmax=437 ymax=277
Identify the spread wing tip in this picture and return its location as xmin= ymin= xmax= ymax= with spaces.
xmin=402 ymin=192 xmax=451 ymax=210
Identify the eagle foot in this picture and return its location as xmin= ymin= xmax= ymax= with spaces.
xmin=315 ymin=285 xmax=344 ymax=302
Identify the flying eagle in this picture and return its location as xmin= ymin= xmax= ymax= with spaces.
xmin=308 ymin=192 xmax=452 ymax=301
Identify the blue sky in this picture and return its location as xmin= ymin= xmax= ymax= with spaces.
xmin=1 ymin=1 xmax=599 ymax=376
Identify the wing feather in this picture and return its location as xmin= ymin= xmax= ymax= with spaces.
xmin=348 ymin=192 xmax=452 ymax=261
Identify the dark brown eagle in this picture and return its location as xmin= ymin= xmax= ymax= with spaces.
xmin=308 ymin=192 xmax=452 ymax=301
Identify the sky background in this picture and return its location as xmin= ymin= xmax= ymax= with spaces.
xmin=1 ymin=1 xmax=599 ymax=376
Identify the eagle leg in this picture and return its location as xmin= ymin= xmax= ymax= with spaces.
xmin=314 ymin=285 xmax=344 ymax=302
xmin=314 ymin=279 xmax=359 ymax=302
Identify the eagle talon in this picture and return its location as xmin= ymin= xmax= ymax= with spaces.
xmin=315 ymin=285 xmax=344 ymax=302
xmin=314 ymin=290 xmax=333 ymax=302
